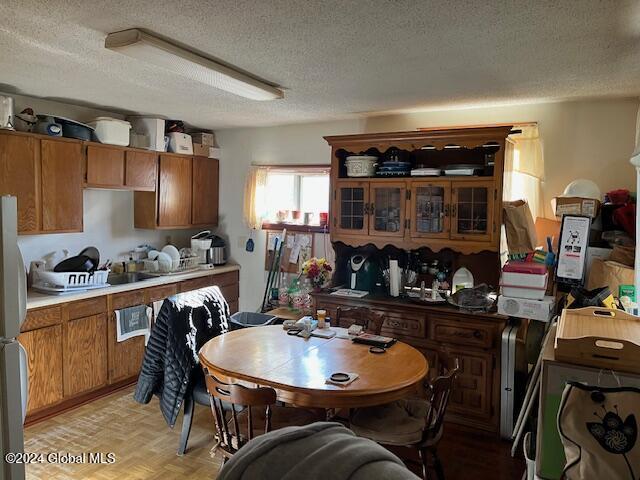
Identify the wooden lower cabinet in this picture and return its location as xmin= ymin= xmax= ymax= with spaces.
xmin=18 ymin=325 xmax=63 ymax=414
xmin=22 ymin=270 xmax=240 ymax=423
xmin=64 ymin=314 xmax=108 ymax=397
xmin=440 ymin=347 xmax=494 ymax=423
xmin=313 ymin=292 xmax=505 ymax=433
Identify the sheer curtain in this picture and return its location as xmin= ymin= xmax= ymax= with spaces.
xmin=503 ymin=125 xmax=545 ymax=219
xmin=501 ymin=125 xmax=545 ymax=261
xmin=243 ymin=166 xmax=268 ymax=229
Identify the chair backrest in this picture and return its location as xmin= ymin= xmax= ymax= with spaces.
xmin=423 ymin=358 xmax=460 ymax=444
xmin=204 ymin=369 xmax=277 ymax=457
xmin=335 ymin=306 xmax=385 ymax=335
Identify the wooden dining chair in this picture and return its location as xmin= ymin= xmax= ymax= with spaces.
xmin=335 ymin=306 xmax=386 ymax=335
xmin=350 ymin=359 xmax=460 ymax=480
xmin=204 ymin=369 xmax=323 ymax=468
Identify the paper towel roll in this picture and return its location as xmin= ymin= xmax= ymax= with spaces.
xmin=389 ymin=259 xmax=400 ymax=297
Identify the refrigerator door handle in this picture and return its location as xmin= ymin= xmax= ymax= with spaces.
xmin=17 ymin=246 xmax=26 ymax=329
xmin=18 ymin=343 xmax=27 ymax=425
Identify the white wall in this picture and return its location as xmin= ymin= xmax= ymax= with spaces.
xmin=18 ymin=189 xmax=198 ymax=268
xmin=217 ymin=98 xmax=639 ymax=311
xmin=8 ymin=93 xmax=201 ymax=268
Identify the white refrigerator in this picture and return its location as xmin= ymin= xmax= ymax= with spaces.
xmin=0 ymin=196 xmax=28 ymax=480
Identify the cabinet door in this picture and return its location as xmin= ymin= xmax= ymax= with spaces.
xmin=334 ymin=181 xmax=369 ymax=236
xmin=158 ymin=155 xmax=192 ymax=227
xmin=191 ymin=156 xmax=219 ymax=225
xmin=0 ymin=134 xmax=40 ymax=233
xmin=64 ymin=314 xmax=108 ymax=397
xmin=41 ymin=140 xmax=83 ymax=232
xmin=440 ymin=348 xmax=493 ymax=421
xmin=125 ymin=150 xmax=157 ymax=191
xmin=18 ymin=325 xmax=63 ymax=413
xmin=409 ymin=181 xmax=450 ymax=239
xmin=86 ymin=145 xmax=125 ymax=188
xmin=450 ymin=181 xmax=494 ymax=242
xmin=369 ymin=181 xmax=406 ymax=237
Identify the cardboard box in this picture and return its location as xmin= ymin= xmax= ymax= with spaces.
xmin=190 ymin=132 xmax=215 ymax=147
xmin=497 ymin=295 xmax=555 ymax=322
xmin=552 ymin=196 xmax=601 ymax=218
xmin=193 ymin=144 xmax=222 ymax=158
xmin=193 ymin=143 xmax=209 ymax=157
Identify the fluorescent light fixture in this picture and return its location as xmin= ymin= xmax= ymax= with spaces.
xmin=105 ymin=29 xmax=283 ymax=101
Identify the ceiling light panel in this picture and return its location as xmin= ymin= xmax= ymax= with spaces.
xmin=105 ymin=29 xmax=283 ymax=101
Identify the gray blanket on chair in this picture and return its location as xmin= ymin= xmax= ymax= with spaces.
xmin=218 ymin=421 xmax=419 ymax=480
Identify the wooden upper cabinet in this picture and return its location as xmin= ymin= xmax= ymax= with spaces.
xmin=125 ymin=150 xmax=157 ymax=191
xmin=0 ymin=133 xmax=40 ymax=233
xmin=158 ymin=154 xmax=192 ymax=227
xmin=192 ymin=156 xmax=219 ymax=226
xmin=41 ymin=139 xmax=83 ymax=233
xmin=85 ymin=145 xmax=125 ymax=188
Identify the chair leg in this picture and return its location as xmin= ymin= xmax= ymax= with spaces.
xmin=418 ymin=448 xmax=430 ymax=480
xmin=177 ymin=391 xmax=195 ymax=456
xmin=430 ymin=447 xmax=445 ymax=480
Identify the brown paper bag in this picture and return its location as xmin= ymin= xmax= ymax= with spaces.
xmin=586 ymin=258 xmax=634 ymax=294
xmin=503 ymin=200 xmax=537 ymax=254
xmin=609 ymin=245 xmax=635 ymax=267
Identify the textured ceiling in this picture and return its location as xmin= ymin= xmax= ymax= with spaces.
xmin=1 ymin=0 xmax=640 ymax=129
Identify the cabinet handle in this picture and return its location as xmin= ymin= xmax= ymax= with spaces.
xmin=444 ymin=204 xmax=450 ymax=217
xmin=363 ymin=203 xmax=370 ymax=215
xmin=369 ymin=203 xmax=375 ymax=215
xmin=473 ymin=330 xmax=482 ymax=339
xmin=451 ymin=204 xmax=457 ymax=217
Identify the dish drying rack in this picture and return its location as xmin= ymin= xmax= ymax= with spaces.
xmin=143 ymin=256 xmax=200 ymax=274
xmin=34 ymin=269 xmax=110 ymax=291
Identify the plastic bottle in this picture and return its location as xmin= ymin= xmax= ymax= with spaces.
xmin=452 ymin=267 xmax=474 ymax=294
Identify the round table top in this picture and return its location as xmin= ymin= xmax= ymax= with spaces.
xmin=199 ymin=325 xmax=429 ymax=408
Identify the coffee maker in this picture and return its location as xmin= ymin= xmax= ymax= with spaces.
xmin=191 ymin=231 xmax=213 ymax=264
xmin=191 ymin=231 xmax=227 ymax=266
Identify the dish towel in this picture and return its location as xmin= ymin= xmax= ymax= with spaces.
xmin=115 ymin=305 xmax=152 ymax=344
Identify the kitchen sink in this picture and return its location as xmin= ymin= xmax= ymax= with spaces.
xmin=107 ymin=272 xmax=157 ymax=285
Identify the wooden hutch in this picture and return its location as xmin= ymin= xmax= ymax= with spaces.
xmin=315 ymin=126 xmax=513 ymax=433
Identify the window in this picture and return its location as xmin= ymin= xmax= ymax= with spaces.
xmin=243 ymin=165 xmax=330 ymax=231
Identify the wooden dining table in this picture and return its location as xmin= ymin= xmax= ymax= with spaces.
xmin=199 ymin=325 xmax=429 ymax=409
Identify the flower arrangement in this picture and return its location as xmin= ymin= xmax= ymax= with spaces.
xmin=301 ymin=257 xmax=333 ymax=291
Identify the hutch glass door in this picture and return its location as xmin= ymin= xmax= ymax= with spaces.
xmin=335 ymin=181 xmax=369 ymax=236
xmin=369 ymin=182 xmax=406 ymax=237
xmin=451 ymin=181 xmax=494 ymax=242
xmin=410 ymin=181 xmax=450 ymax=239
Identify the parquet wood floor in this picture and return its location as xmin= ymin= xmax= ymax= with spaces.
xmin=24 ymin=386 xmax=524 ymax=479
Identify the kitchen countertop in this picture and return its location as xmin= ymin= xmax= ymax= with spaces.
xmin=27 ymin=264 xmax=240 ymax=310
